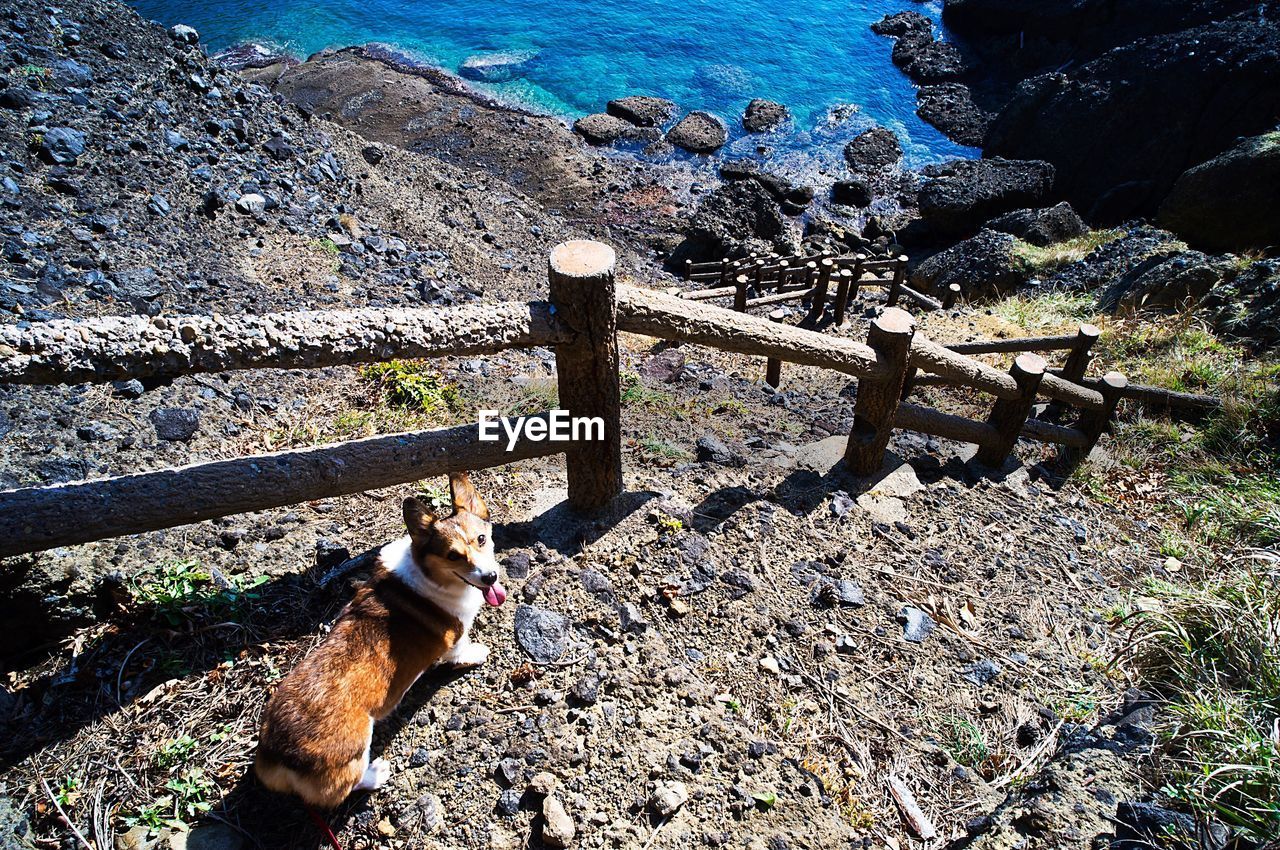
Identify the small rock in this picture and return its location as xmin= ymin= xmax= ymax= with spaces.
xmin=503 ymin=551 xmax=532 ymax=579
xmin=617 ymin=602 xmax=649 ymax=634
xmin=76 ymin=421 xmax=117 ymax=442
xmin=649 ymin=781 xmax=690 ymax=817
xmin=234 ymin=193 xmax=266 ymax=215
xmin=541 ymin=795 xmax=575 ymax=848
xmin=173 ymin=822 xmax=242 ymax=850
xmin=529 ymin=771 xmax=558 ymax=796
xmin=497 ymin=788 xmax=522 ymax=816
xmin=514 ymin=604 xmax=569 ymax=662
xmin=959 ymin=659 xmax=1002 ymax=686
xmin=696 ymin=433 xmax=745 ymax=467
xmin=898 ymin=606 xmax=936 ymax=643
xmin=38 ymin=127 xmax=86 ymax=165
xmin=831 ymin=178 xmax=873 ymax=207
xmin=759 ymin=656 xmax=781 ymax=675
xmin=149 ymin=408 xmax=200 ymax=442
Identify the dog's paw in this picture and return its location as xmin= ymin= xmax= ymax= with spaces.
xmin=449 ymin=642 xmax=490 ymax=667
xmin=357 ymin=758 xmax=392 ymax=791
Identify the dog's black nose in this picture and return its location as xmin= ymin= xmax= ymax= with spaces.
xmin=479 ymin=570 xmax=498 ymax=587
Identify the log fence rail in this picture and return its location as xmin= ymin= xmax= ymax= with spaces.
xmin=0 ymin=241 xmax=1213 ymax=559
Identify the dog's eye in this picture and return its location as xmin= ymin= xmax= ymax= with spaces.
xmin=477 ymin=534 xmax=486 ymax=546
xmin=447 ymin=551 xmax=462 ymax=561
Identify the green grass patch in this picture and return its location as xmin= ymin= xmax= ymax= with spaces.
xmin=940 ymin=714 xmax=991 ymax=768
xmin=991 ymin=289 xmax=1096 ymax=332
xmin=361 ymin=361 xmax=461 ymax=414
xmin=1120 ymin=560 xmax=1280 ymax=841
xmin=1010 ymin=229 xmax=1127 ymax=276
xmin=133 ymin=560 xmax=268 ymax=626
xmin=639 ymin=435 xmax=692 ymax=461
xmin=620 ymin=372 xmax=684 ymax=418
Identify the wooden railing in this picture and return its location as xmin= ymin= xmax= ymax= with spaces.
xmin=0 ymin=240 xmax=1191 ymax=559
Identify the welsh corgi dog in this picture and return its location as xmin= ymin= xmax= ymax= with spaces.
xmin=254 ymin=472 xmax=507 ymax=808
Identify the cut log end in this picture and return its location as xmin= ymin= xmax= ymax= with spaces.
xmin=550 ymin=240 xmax=616 ymax=279
xmin=1013 ymin=352 xmax=1048 ymax=376
xmin=1101 ymin=371 xmax=1128 ymax=390
xmin=875 ymin=307 xmax=915 ymax=336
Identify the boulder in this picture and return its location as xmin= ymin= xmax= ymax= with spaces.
xmin=910 ymin=229 xmax=1029 ymax=299
xmin=915 ymin=83 xmax=990 ymax=147
xmin=1037 ymin=224 xmax=1167 ymax=285
xmin=1201 ymin=259 xmax=1280 ymax=347
xmin=37 ymin=127 xmax=86 ymax=165
xmin=873 ymin=12 xmax=970 ymax=83
xmin=843 ymin=127 xmax=902 ymax=172
xmin=666 ymin=111 xmax=728 ymax=153
xmin=943 ymin=0 xmax=1260 ymax=64
xmin=742 ymin=98 xmax=789 ymax=132
xmin=572 ymin=113 xmax=656 ymax=146
xmin=168 ymin=24 xmax=199 ymax=45
xmin=681 ymin=180 xmax=785 ymax=260
xmin=1158 ymin=132 xmax=1280 ymax=253
xmin=718 ymin=159 xmax=807 ymax=207
xmin=606 ymin=95 xmax=677 ymax=127
xmin=831 ymin=178 xmax=873 ymax=207
xmin=986 ymin=202 xmax=1087 ymax=246
xmin=917 ymin=157 xmax=1055 ymax=237
xmin=1096 ymin=250 xmax=1228 ymax=312
xmin=458 ymin=51 xmax=537 ymax=82
xmin=985 ymin=17 xmax=1280 ymax=222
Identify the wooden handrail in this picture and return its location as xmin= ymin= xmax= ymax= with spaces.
xmin=0 ymin=414 xmax=568 ymax=558
xmin=0 ymin=301 xmax=568 ymax=386
xmin=616 ymin=285 xmax=888 ymax=379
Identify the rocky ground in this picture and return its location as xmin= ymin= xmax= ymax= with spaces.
xmin=0 ymin=0 xmax=1274 ymax=848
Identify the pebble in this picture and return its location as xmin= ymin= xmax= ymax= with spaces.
xmin=234 ymin=193 xmax=266 ymax=215
xmin=529 ymin=771 xmax=558 ymax=796
xmin=649 ymin=781 xmax=690 ymax=817
xmin=541 ymin=795 xmax=576 ymax=848
xmin=959 ymin=658 xmax=1002 ymax=686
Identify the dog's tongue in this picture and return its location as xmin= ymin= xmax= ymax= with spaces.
xmin=484 ymin=582 xmax=507 ymax=607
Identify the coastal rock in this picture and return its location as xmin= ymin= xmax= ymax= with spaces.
xmin=681 ymin=180 xmax=785 ymax=260
xmin=1096 ymin=251 xmax=1228 ymax=313
xmin=873 ymin=12 xmax=970 ymax=83
xmin=1158 ymin=132 xmax=1280 ymax=253
xmin=1201 ymin=259 xmax=1280 ymax=347
xmin=573 ymin=113 xmax=652 ymax=146
xmin=984 ymin=17 xmax=1280 ymax=222
xmin=1043 ymin=225 xmax=1184 ymax=292
xmin=871 ymin=11 xmax=932 ymax=38
xmin=910 ymin=229 xmax=1028 ymax=300
xmin=915 ymin=83 xmax=990 ymax=147
xmin=986 ymin=202 xmax=1087 ymax=247
xmin=843 ymin=127 xmax=902 ymax=172
xmin=831 ymin=178 xmax=872 ymax=207
xmin=742 ymin=98 xmax=789 ymax=133
xmin=168 ymin=24 xmax=199 ymax=45
xmin=459 ymin=51 xmax=537 ymax=83
xmin=606 ymin=96 xmax=677 ymax=127
xmin=666 ymin=111 xmax=728 ymax=153
xmin=917 ymin=157 xmax=1055 ymax=237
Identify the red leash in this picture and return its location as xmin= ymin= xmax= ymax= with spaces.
xmin=304 ymin=805 xmax=342 ymax=850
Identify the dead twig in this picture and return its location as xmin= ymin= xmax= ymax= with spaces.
xmin=39 ymin=776 xmax=94 ymax=850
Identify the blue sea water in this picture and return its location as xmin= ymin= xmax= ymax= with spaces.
xmin=128 ymin=0 xmax=976 ymax=168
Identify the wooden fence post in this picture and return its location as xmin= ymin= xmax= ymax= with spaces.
xmin=1060 ymin=323 xmax=1101 ymax=384
xmin=734 ymin=274 xmax=749 ymax=312
xmin=845 ymin=307 xmax=915 ymax=475
xmin=809 ymin=258 xmax=833 ymax=320
xmin=1060 ymin=371 xmax=1126 ymax=469
xmin=1046 ymin=323 xmax=1100 ymax=418
xmin=886 ymin=255 xmax=908 ymax=307
xmin=548 ymin=240 xmax=622 ymax=510
xmin=942 ymin=283 xmax=961 ymax=310
xmin=975 ymin=353 xmax=1046 ymax=467
xmin=765 ymin=308 xmax=786 ymax=388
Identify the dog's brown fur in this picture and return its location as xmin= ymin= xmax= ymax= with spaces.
xmin=254 ymin=473 xmax=499 ymax=808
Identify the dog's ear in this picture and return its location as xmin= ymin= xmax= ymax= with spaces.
xmin=403 ymin=497 xmax=436 ymax=539
xmin=449 ymin=472 xmax=489 ymax=520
